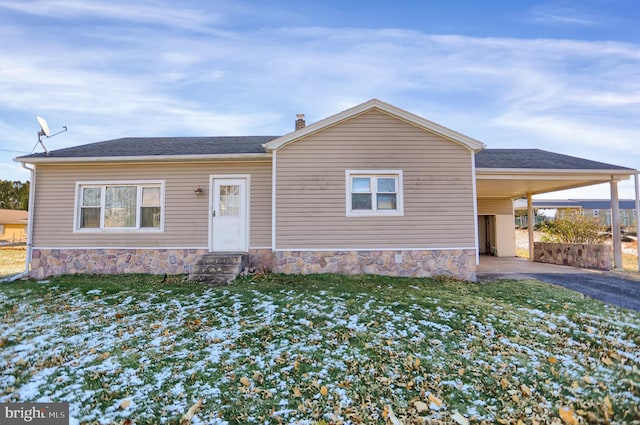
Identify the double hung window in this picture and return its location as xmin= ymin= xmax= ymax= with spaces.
xmin=76 ymin=182 xmax=163 ymax=231
xmin=346 ymin=170 xmax=403 ymax=216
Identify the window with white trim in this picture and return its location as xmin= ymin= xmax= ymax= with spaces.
xmin=76 ymin=182 xmax=163 ymax=231
xmin=346 ymin=170 xmax=403 ymax=216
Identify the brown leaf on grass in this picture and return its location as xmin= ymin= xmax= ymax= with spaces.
xmin=293 ymin=387 xmax=302 ymax=397
xmin=500 ymin=378 xmax=509 ymax=390
xmin=559 ymin=406 xmax=579 ymax=425
xmin=548 ymin=356 xmax=558 ymax=364
xmin=319 ymin=386 xmax=328 ymax=397
xmin=451 ymin=411 xmax=469 ymax=425
xmin=603 ymin=396 xmax=613 ymax=420
xmin=414 ymin=400 xmax=428 ymax=413
xmin=428 ymin=394 xmax=443 ymax=408
xmin=180 ymin=399 xmax=204 ymax=425
xmin=600 ymin=355 xmax=613 ymax=366
xmin=520 ymin=383 xmax=532 ymax=397
xmin=239 ymin=377 xmax=251 ymax=387
xmin=151 ymin=323 xmax=162 ymax=329
xmin=119 ymin=399 xmax=131 ymax=410
xmin=386 ymin=405 xmax=403 ymax=425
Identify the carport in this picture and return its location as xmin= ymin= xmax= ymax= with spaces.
xmin=474 ymin=149 xmax=639 ymax=270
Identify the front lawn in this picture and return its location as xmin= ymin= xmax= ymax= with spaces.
xmin=1 ymin=274 xmax=639 ymax=424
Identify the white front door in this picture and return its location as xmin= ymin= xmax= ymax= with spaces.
xmin=210 ymin=177 xmax=248 ymax=252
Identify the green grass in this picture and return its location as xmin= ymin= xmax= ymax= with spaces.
xmin=0 ymin=248 xmax=26 ymax=278
xmin=1 ymin=273 xmax=639 ymax=424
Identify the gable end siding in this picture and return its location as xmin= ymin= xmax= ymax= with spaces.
xmin=275 ymin=110 xmax=475 ymax=249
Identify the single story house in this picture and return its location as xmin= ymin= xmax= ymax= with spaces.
xmin=515 ymin=199 xmax=637 ymax=227
xmin=15 ymin=99 xmax=639 ymax=280
xmin=0 ymin=209 xmax=28 ymax=244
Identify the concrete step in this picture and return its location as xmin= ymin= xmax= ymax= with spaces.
xmin=196 ymin=254 xmax=245 ymax=265
xmin=191 ymin=263 xmax=241 ymax=274
xmin=189 ymin=253 xmax=248 ymax=285
xmin=189 ymin=272 xmax=240 ymax=285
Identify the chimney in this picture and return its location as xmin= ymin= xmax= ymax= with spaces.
xmin=295 ymin=114 xmax=306 ymax=130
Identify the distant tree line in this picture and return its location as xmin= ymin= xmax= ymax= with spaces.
xmin=0 ymin=180 xmax=29 ymax=210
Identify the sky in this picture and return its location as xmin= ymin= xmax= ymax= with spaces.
xmin=1 ymin=0 xmax=639 ymax=199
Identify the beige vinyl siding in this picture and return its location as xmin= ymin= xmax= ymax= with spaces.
xmin=32 ymin=161 xmax=271 ymax=248
xmin=477 ymin=198 xmax=513 ymax=215
xmin=275 ymin=109 xmax=475 ymax=249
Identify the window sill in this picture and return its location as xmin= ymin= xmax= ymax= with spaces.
xmin=73 ymin=228 xmax=164 ymax=233
xmin=346 ymin=211 xmax=404 ymax=217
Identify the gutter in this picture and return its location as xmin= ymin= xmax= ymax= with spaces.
xmin=14 ymin=152 xmax=272 ymax=164
xmin=21 ymin=162 xmax=35 ymax=276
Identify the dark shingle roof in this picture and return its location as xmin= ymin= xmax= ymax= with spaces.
xmin=23 ymin=136 xmax=278 ymax=158
xmin=476 ymin=149 xmax=634 ymax=171
xmin=19 ymin=141 xmax=636 ymax=173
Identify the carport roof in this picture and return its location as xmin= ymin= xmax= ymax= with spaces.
xmin=475 ymin=149 xmax=637 ymax=199
xmin=476 ymin=149 xmax=634 ymax=171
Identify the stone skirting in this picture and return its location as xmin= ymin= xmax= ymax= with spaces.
xmin=29 ymin=248 xmax=275 ymax=279
xmin=29 ymin=247 xmax=477 ymax=280
xmin=273 ymin=249 xmax=476 ymax=280
xmin=247 ymin=249 xmax=274 ymax=273
xmin=533 ymin=242 xmax=612 ymax=271
xmin=29 ymin=248 xmax=210 ymax=279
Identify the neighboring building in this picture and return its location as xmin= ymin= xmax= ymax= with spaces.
xmin=515 ymin=199 xmax=638 ymax=227
xmin=15 ymin=99 xmax=638 ymax=280
xmin=0 ymin=209 xmax=28 ymax=244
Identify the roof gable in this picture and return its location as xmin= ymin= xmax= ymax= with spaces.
xmin=263 ymin=99 xmax=486 ymax=152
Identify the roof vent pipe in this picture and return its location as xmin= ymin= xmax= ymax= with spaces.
xmin=295 ymin=114 xmax=305 ymax=130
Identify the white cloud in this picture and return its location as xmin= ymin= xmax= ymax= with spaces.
xmin=0 ymin=0 xmax=217 ymax=30
xmin=0 ymin=16 xmax=638 ymax=192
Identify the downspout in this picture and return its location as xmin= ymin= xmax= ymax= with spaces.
xmin=22 ymin=162 xmax=35 ymax=275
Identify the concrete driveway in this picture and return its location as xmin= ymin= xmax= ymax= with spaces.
xmin=477 ymin=256 xmax=640 ymax=312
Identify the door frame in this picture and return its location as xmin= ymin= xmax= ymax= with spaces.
xmin=208 ymin=174 xmax=250 ymax=252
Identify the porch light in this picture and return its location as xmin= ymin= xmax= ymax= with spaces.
xmin=194 ymin=186 xmax=204 ymax=196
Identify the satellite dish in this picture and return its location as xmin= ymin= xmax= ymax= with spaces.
xmin=34 ymin=116 xmax=67 ymax=155
xmin=36 ymin=116 xmax=51 ymax=137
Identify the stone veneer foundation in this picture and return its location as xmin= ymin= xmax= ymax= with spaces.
xmin=29 ymin=248 xmax=275 ymax=279
xmin=29 ymin=248 xmax=477 ymax=280
xmin=273 ymin=249 xmax=476 ymax=281
xmin=533 ymin=242 xmax=612 ymax=271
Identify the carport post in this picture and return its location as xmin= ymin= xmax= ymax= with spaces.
xmin=527 ymin=193 xmax=534 ymax=261
xmin=611 ymin=180 xmax=623 ymax=270
xmin=635 ymin=173 xmax=640 ymax=272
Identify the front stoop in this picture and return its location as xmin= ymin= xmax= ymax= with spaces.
xmin=189 ymin=253 xmax=248 ymax=284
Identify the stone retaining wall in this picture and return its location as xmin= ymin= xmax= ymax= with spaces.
xmin=273 ymin=249 xmax=476 ymax=280
xmin=533 ymin=242 xmax=612 ymax=270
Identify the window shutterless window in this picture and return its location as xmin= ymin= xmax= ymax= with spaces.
xmin=346 ymin=170 xmax=403 ymax=216
xmin=76 ymin=182 xmax=163 ymax=231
